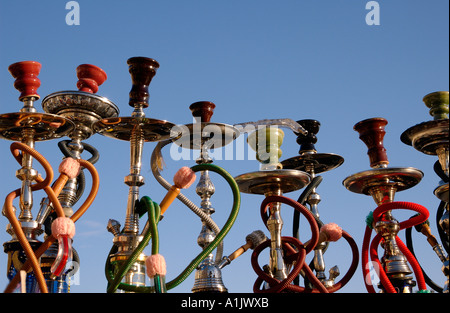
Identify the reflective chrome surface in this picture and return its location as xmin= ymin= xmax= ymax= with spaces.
xmin=400 ymin=119 xmax=448 ymax=155
xmin=343 ymin=167 xmax=423 ymax=196
xmin=93 ymin=117 xmax=179 ymax=142
xmin=42 ymin=90 xmax=119 ymax=140
xmin=0 ymin=112 xmax=74 ymax=141
xmin=171 ymin=122 xmax=239 ymax=150
xmin=235 ymin=169 xmax=311 ymax=195
xmin=281 ymin=152 xmax=344 ymax=174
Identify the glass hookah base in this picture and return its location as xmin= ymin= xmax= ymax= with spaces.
xmin=235 ymin=169 xmax=311 ymax=195
xmin=0 ymin=112 xmax=74 ymax=141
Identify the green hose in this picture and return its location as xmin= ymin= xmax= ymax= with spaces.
xmin=105 ymin=163 xmax=240 ymax=293
xmin=105 ymin=197 xmax=160 ymax=293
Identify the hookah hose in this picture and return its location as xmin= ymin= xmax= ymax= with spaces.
xmin=253 ymin=195 xmax=358 ymax=293
xmin=405 ymin=216 xmax=444 ymax=293
xmin=57 ymin=140 xmax=100 ymax=204
xmin=105 ymin=197 xmax=161 ymax=293
xmin=105 ymin=163 xmax=241 ymax=293
xmin=151 ymin=140 xmax=224 ymax=263
xmin=4 ymin=143 xmax=99 ymax=293
xmin=361 ymin=201 xmax=430 ymax=293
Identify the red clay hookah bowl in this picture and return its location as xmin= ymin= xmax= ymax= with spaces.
xmin=8 ymin=61 xmax=42 ymax=101
xmin=76 ymin=64 xmax=107 ymax=93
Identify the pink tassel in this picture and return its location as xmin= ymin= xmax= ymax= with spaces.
xmin=320 ymin=223 xmax=342 ymax=242
xmin=145 ymin=254 xmax=167 ymax=278
xmin=173 ymin=166 xmax=196 ymax=189
xmin=58 ymin=158 xmax=81 ymax=179
xmin=51 ymin=217 xmax=76 ymax=239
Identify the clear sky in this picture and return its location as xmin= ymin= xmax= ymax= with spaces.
xmin=0 ymin=0 xmax=448 ymax=293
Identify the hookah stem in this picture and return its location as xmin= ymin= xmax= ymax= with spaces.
xmin=369 ymin=233 xmax=397 ymax=293
xmin=293 ymin=175 xmax=323 ymax=239
xmin=292 ymin=175 xmax=329 ymax=286
xmin=4 ymin=158 xmax=99 ymax=293
xmin=366 ymin=201 xmax=430 ymax=292
xmin=108 ymin=163 xmax=240 ymax=292
xmin=4 ymin=142 xmax=60 ymax=293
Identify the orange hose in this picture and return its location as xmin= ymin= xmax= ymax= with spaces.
xmin=4 ymin=142 xmax=55 ymax=293
xmin=4 ymin=157 xmax=100 ymax=293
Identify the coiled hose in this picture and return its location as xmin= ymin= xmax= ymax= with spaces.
xmin=4 ymin=142 xmax=99 ymax=293
xmin=252 ymin=195 xmax=359 ymax=293
xmin=105 ymin=163 xmax=240 ymax=293
xmin=362 ymin=201 xmax=430 ymax=293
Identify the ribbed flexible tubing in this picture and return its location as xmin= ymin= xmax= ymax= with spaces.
xmin=4 ymin=158 xmax=99 ymax=293
xmin=254 ymin=195 xmax=324 ymax=292
xmin=4 ymin=142 xmax=58 ymax=293
xmin=150 ymin=140 xmax=223 ymax=263
xmin=363 ymin=201 xmax=429 ymax=293
xmin=106 ymin=163 xmax=240 ymax=292
xmin=256 ymin=195 xmax=358 ymax=293
xmin=106 ymin=197 xmax=160 ymax=293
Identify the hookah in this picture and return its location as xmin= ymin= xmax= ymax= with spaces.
xmin=400 ymin=91 xmax=449 ymax=293
xmin=281 ymin=119 xmax=359 ymax=288
xmin=37 ymin=63 xmax=119 ymax=292
xmin=152 ymin=100 xmax=242 ymax=293
xmin=233 ymin=122 xmax=350 ymax=292
xmin=0 ymin=61 xmax=100 ymax=293
xmin=97 ymin=56 xmax=180 ymax=292
xmin=343 ymin=117 xmax=430 ymax=293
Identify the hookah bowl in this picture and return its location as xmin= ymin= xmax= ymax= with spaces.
xmin=343 ymin=117 xmax=423 ymax=292
xmin=400 ymin=91 xmax=449 ymax=293
xmin=173 ymin=101 xmax=240 ymax=293
xmin=1 ymin=61 xmax=75 ymax=292
xmin=97 ymin=57 xmax=179 ymax=291
xmin=235 ymin=126 xmax=311 ymax=282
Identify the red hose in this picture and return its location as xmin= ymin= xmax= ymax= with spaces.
xmin=362 ymin=225 xmax=377 ymax=293
xmin=251 ymin=195 xmax=359 ymax=293
xmin=362 ymin=201 xmax=430 ymax=293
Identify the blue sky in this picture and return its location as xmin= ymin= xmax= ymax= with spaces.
xmin=0 ymin=0 xmax=448 ymax=293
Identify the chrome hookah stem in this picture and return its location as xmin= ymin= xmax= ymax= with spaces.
xmin=265 ymin=190 xmax=288 ymax=281
xmin=124 ymin=113 xmax=145 ymax=234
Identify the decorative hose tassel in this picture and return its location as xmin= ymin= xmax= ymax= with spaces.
xmin=50 ymin=217 xmax=76 ymax=279
xmin=146 ymin=254 xmax=167 ymax=293
xmin=159 ymin=166 xmax=197 ymax=215
xmin=319 ymin=223 xmax=343 ymax=243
